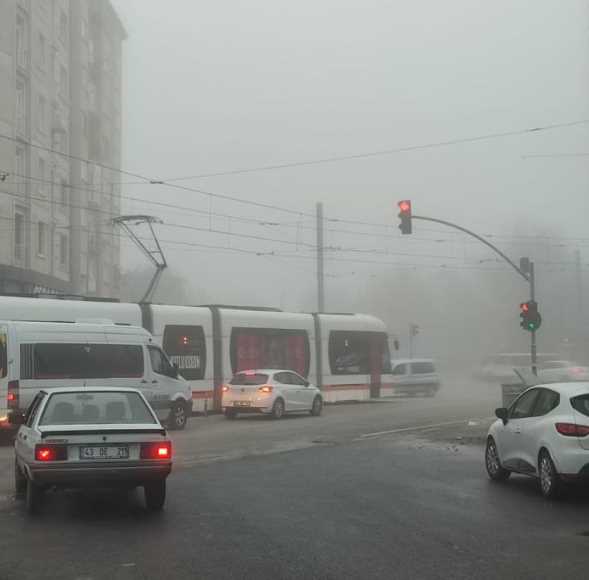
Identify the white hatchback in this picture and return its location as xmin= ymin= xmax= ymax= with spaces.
xmin=222 ymin=369 xmax=323 ymax=419
xmin=485 ymin=382 xmax=589 ymax=498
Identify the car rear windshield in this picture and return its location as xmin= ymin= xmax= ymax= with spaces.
xmin=230 ymin=373 xmax=269 ymax=385
xmin=411 ymin=362 xmax=435 ymax=374
xmin=39 ymin=391 xmax=157 ymax=426
xmin=570 ymin=395 xmax=589 ymax=417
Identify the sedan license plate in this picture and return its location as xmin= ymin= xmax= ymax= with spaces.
xmin=79 ymin=446 xmax=129 ymax=460
xmin=234 ymin=401 xmax=251 ymax=407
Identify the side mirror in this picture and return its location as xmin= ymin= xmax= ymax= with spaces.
xmin=495 ymin=407 xmax=509 ymax=425
xmin=8 ymin=413 xmax=25 ymax=426
xmin=304 ymin=381 xmax=310 ymax=387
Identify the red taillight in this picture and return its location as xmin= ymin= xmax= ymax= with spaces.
xmin=555 ymin=422 xmax=589 ymax=437
xmin=141 ymin=441 xmax=172 ymax=460
xmin=258 ymin=385 xmax=273 ymax=394
xmin=34 ymin=444 xmax=67 ymax=461
xmin=7 ymin=380 xmax=19 ymax=408
xmin=222 ymin=385 xmax=230 ymax=393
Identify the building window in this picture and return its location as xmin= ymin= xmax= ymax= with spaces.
xmin=14 ymin=210 xmax=25 ymax=262
xmin=60 ymin=179 xmax=68 ymax=205
xmin=16 ymin=79 xmax=27 ymax=135
xmin=59 ymin=11 xmax=67 ymax=44
xmin=37 ymin=156 xmax=45 ymax=195
xmin=37 ymin=222 xmax=46 ymax=256
xmin=37 ymin=94 xmax=46 ymax=132
xmin=59 ymin=233 xmax=68 ymax=267
xmin=15 ymin=147 xmax=26 ymax=194
xmin=16 ymin=12 xmax=28 ymax=68
xmin=38 ymin=33 xmax=46 ymax=68
xmin=60 ymin=65 xmax=67 ymax=96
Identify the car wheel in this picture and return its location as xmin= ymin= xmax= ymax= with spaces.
xmin=310 ymin=396 xmax=323 ymax=417
xmin=539 ymin=449 xmax=561 ymax=499
xmin=485 ymin=438 xmax=510 ymax=482
xmin=144 ymin=479 xmax=166 ymax=511
xmin=25 ymin=477 xmax=42 ymax=515
xmin=14 ymin=459 xmax=26 ymax=499
xmin=271 ymin=398 xmax=285 ymax=420
xmin=225 ymin=408 xmax=238 ymax=420
xmin=168 ymin=401 xmax=188 ymax=431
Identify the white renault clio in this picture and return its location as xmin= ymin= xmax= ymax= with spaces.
xmin=486 ymin=382 xmax=589 ymax=498
xmin=222 ymin=369 xmax=323 ymax=419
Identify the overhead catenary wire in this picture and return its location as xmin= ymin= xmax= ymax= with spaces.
xmin=5 ymin=172 xmax=589 ymax=251
xmin=111 ymin=119 xmax=589 ymax=184
xmin=2 ymin=118 xmax=588 ymax=218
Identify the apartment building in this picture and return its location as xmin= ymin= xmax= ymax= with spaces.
xmin=0 ymin=0 xmax=125 ymax=297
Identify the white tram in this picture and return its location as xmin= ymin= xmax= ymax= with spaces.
xmin=0 ymin=297 xmax=393 ymax=410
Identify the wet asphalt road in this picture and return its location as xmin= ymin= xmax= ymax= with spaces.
xmin=0 ymin=380 xmax=587 ymax=580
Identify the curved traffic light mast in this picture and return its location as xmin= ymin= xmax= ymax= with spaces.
xmin=397 ymin=202 xmax=539 ymax=375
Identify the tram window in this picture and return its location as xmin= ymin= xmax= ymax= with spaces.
xmin=230 ymin=328 xmax=310 ymax=377
xmin=163 ymin=325 xmax=206 ymax=380
xmin=329 ymin=331 xmax=391 ymax=375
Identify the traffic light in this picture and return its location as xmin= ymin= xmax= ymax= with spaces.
xmin=520 ymin=300 xmax=542 ymax=332
xmin=397 ymin=200 xmax=412 ymax=235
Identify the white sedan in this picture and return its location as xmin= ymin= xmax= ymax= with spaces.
xmin=12 ymin=387 xmax=172 ymax=514
xmin=485 ymin=382 xmax=589 ymax=498
xmin=222 ymin=369 xmax=323 ymax=419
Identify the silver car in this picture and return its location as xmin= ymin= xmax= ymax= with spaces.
xmin=390 ymin=358 xmax=441 ymax=397
xmin=12 ymin=387 xmax=172 ymax=514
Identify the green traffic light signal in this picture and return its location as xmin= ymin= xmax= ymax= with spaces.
xmin=520 ymin=300 xmax=541 ymax=332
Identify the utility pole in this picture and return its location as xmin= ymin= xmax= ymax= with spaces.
xmin=409 ymin=323 xmax=419 ymax=359
xmin=575 ymin=248 xmax=583 ymax=320
xmin=316 ymin=202 xmax=325 ymax=313
xmin=529 ymin=261 xmax=537 ymax=375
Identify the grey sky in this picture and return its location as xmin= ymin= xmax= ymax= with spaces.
xmin=111 ymin=0 xmax=588 ymax=316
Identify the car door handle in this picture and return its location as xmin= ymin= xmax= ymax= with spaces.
xmin=152 ymin=380 xmax=158 ymax=384
xmin=514 ymin=428 xmax=522 ymax=434
xmin=141 ymin=379 xmax=148 ymax=384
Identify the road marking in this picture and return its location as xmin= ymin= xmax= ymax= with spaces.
xmin=356 ymin=418 xmax=490 ymax=440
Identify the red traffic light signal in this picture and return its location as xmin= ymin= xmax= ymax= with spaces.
xmin=398 ymin=200 xmax=411 ymax=213
xmin=397 ymin=200 xmax=412 ymax=235
xmin=520 ymin=300 xmax=541 ymax=331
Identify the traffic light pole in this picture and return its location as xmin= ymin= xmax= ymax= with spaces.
xmin=412 ymin=216 xmax=529 ymax=281
xmin=410 ymin=215 xmax=537 ymax=373
xmin=530 ymin=261 xmax=537 ymax=376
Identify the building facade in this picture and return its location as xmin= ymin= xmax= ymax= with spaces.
xmin=0 ymin=0 xmax=125 ymax=298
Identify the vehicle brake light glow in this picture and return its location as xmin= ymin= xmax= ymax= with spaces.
xmin=222 ymin=385 xmax=230 ymax=393
xmin=140 ymin=441 xmax=172 ymax=460
xmin=34 ymin=444 xmax=67 ymax=461
xmin=555 ymin=422 xmax=589 ymax=437
xmin=258 ymin=385 xmax=273 ymax=394
xmin=7 ymin=380 xmax=18 ymax=408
